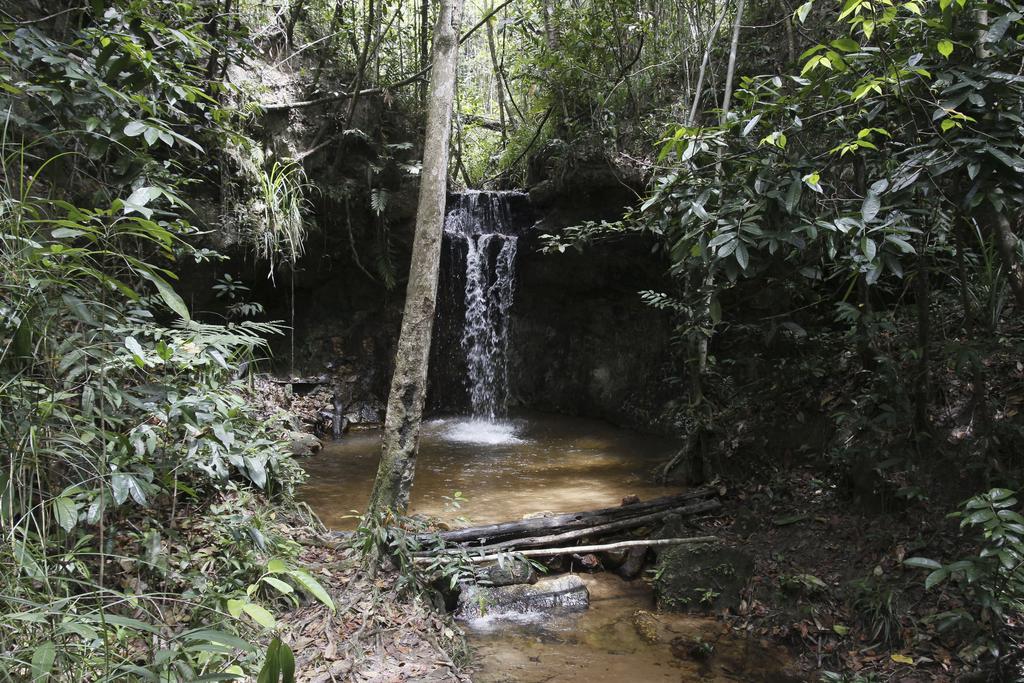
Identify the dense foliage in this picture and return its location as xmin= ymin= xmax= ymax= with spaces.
xmin=538 ymin=0 xmax=1024 ymax=669
xmin=4 ymin=0 xmax=1024 ymax=678
xmin=0 ymin=2 xmax=335 ymax=679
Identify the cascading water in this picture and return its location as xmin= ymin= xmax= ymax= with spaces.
xmin=462 ymin=233 xmax=518 ymax=419
xmin=440 ymin=191 xmax=526 ymax=444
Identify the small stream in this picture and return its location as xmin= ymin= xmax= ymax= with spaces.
xmin=299 ymin=414 xmax=800 ymax=682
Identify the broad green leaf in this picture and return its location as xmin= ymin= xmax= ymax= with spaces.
xmin=53 ymin=496 xmax=78 ymax=532
xmin=124 ymin=120 xmax=147 ymax=137
xmin=862 ymin=192 xmax=881 ymax=223
xmin=925 ymin=567 xmax=949 ymax=589
xmin=830 ymin=37 xmax=860 ymax=52
xmin=242 ymin=602 xmax=276 ymax=629
xmin=289 ymin=568 xmax=335 ymax=611
xmin=181 ymin=629 xmax=255 ymax=652
xmin=226 ymin=599 xmax=245 ymax=618
xmin=937 ymin=39 xmax=954 ymax=58
xmin=784 ymin=178 xmax=803 ymax=214
xmin=262 ymin=576 xmax=294 ymax=595
xmin=735 ymin=242 xmax=750 ymax=270
xmin=31 ymin=641 xmax=56 ymax=682
xmin=139 ymin=270 xmax=191 ymax=322
xmin=796 ymin=1 xmax=813 ymax=22
xmin=266 ymin=558 xmax=288 ymax=574
xmin=902 ymin=557 xmax=941 ymax=569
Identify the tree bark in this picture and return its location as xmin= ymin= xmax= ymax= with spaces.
xmin=993 ymin=211 xmax=1024 ymax=310
xmin=420 ymin=0 xmax=429 ymax=104
xmin=425 ymin=488 xmax=717 ymax=545
xmin=720 ymin=0 xmax=746 ymax=125
xmin=686 ymin=1 xmax=729 ymax=126
xmin=485 ymin=10 xmax=508 ymax=143
xmin=418 ymin=499 xmax=721 ymax=556
xmin=364 ymin=0 xmax=464 ymax=520
xmin=415 ymin=537 xmax=718 ymax=564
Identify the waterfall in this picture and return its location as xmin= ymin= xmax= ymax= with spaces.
xmin=444 ymin=191 xmax=523 ymax=421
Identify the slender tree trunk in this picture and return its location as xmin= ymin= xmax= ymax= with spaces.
xmin=914 ymin=233 xmax=931 ymax=436
xmin=286 ymin=0 xmax=305 ymax=48
xmin=542 ymin=0 xmax=558 ymax=50
xmin=686 ymin=1 xmax=729 ymax=126
xmin=365 ymin=0 xmax=464 ymax=520
xmin=485 ymin=12 xmax=508 ymax=144
xmin=420 ymin=0 xmax=430 ymax=104
xmin=691 ymin=0 xmax=745 ymax=403
xmin=993 ymin=211 xmax=1024 ymax=310
xmin=345 ymin=0 xmax=376 ymax=125
xmin=720 ymin=0 xmax=745 ymax=124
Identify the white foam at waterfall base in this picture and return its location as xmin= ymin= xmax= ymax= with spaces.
xmin=433 ymin=418 xmax=524 ymax=445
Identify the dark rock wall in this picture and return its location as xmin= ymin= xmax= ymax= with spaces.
xmin=508 ymin=230 xmax=675 ymax=428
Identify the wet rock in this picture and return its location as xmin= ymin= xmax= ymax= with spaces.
xmin=574 ymin=553 xmax=602 ymax=572
xmin=600 ymin=548 xmax=628 ymax=570
xmin=284 ymin=430 xmax=322 ymax=456
xmin=455 ymin=574 xmax=589 ymax=620
xmin=617 ymin=546 xmax=648 ymax=580
xmin=344 ymin=400 xmax=383 ymax=425
xmin=478 ymin=559 xmax=538 ymax=587
xmin=653 ymin=543 xmax=754 ymax=613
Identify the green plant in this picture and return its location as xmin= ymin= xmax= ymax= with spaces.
xmin=904 ymin=488 xmax=1024 ymax=661
xmin=256 ymin=638 xmax=296 ymax=683
xmin=846 ymin=577 xmax=904 ymax=646
xmin=254 ymin=160 xmax=312 ymax=279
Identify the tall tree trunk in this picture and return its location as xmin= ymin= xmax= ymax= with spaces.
xmin=420 ymin=0 xmax=430 ymax=104
xmin=365 ymin=0 xmax=464 ymax=519
xmin=993 ymin=211 xmax=1024 ymax=310
xmin=719 ymin=0 xmax=745 ymax=124
xmin=286 ymin=0 xmax=304 ymax=48
xmin=686 ymin=1 xmax=729 ymax=126
xmin=541 ymin=0 xmax=558 ymax=50
xmin=914 ymin=233 xmax=931 ymax=436
xmin=691 ymin=0 xmax=745 ymax=404
xmin=485 ymin=12 xmax=508 ymax=144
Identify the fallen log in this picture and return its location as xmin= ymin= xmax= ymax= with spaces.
xmin=426 ymin=487 xmax=718 ymax=546
xmin=415 ymin=498 xmax=720 ymax=557
xmin=414 ymin=536 xmax=718 ymax=564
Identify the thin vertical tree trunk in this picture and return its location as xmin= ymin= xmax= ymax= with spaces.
xmin=485 ymin=11 xmax=508 ymax=144
xmin=686 ymin=1 xmax=729 ymax=126
xmin=365 ymin=0 xmax=464 ymax=520
xmin=993 ymin=211 xmax=1024 ymax=310
xmin=914 ymin=233 xmax=931 ymax=436
xmin=420 ymin=0 xmax=430 ymax=104
xmin=692 ymin=0 xmax=745 ymax=403
xmin=720 ymin=0 xmax=745 ymax=124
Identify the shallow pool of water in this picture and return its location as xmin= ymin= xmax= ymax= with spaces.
xmin=299 ymin=412 xmax=682 ymax=529
xmin=298 ymin=413 xmax=801 ymax=683
xmin=469 ymin=573 xmax=801 ymax=683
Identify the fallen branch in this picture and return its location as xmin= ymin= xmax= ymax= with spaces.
xmin=416 ymin=498 xmax=721 ymax=557
xmin=429 ymin=487 xmax=718 ymax=546
xmin=414 ymin=536 xmax=718 ymax=564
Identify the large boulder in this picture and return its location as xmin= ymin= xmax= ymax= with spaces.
xmin=455 ymin=574 xmax=589 ymax=620
xmin=653 ymin=543 xmax=754 ymax=613
xmin=284 ymin=430 xmax=322 ymax=457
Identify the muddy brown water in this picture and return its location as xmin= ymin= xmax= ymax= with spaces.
xmin=299 ymin=413 xmax=800 ymax=682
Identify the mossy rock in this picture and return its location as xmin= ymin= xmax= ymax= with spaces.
xmin=653 ymin=543 xmax=754 ymax=613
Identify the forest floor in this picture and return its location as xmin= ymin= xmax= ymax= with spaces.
xmin=702 ymin=469 xmax=1011 ymax=682
xmin=274 ymin=528 xmax=471 ymax=682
